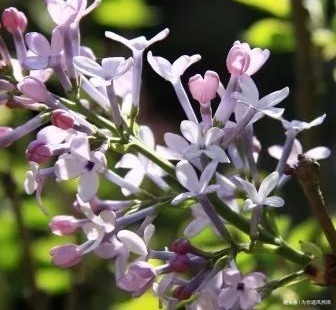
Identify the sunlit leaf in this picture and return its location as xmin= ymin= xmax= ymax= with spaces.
xmin=243 ymin=18 xmax=295 ymax=52
xmin=287 ymin=218 xmax=317 ymax=247
xmin=232 ymin=0 xmax=290 ymax=17
xmin=93 ymin=0 xmax=159 ymax=28
xmin=36 ymin=268 xmax=71 ymax=294
xmin=0 ymin=241 xmax=20 ymax=270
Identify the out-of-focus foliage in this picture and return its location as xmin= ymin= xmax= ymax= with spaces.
xmin=233 ymin=0 xmax=290 ymax=17
xmin=93 ymin=0 xmax=159 ymax=28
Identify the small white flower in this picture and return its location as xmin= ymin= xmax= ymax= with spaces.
xmin=281 ymin=114 xmax=326 ymax=133
xmin=73 ymin=56 xmax=133 ymax=87
xmin=54 ymin=134 xmax=106 ymax=202
xmin=235 ymin=171 xmax=284 ymax=210
xmin=172 ymin=160 xmax=220 ymax=205
xmin=268 ymin=139 xmax=330 ymax=167
xmin=234 ymin=74 xmax=288 ymax=119
xmin=147 ymin=52 xmax=201 ymax=84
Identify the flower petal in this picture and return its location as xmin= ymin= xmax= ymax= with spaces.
xmin=55 ymin=154 xmax=84 ymax=180
xmin=99 ymin=210 xmax=116 ymax=233
xmin=184 ymin=218 xmax=209 ymax=237
xmin=175 ymin=160 xmax=199 ymax=192
xmin=264 ymin=196 xmax=285 ymax=208
xmin=116 ymin=153 xmax=141 ymax=169
xmin=78 ymin=171 xmax=99 ymax=202
xmin=204 ymin=145 xmax=230 ymax=163
xmin=122 ymin=168 xmax=145 ymax=196
xmin=171 ymin=192 xmax=195 ymax=205
xmin=258 ymin=171 xmax=279 ymax=200
xmin=164 ymin=133 xmax=189 ymax=154
xmin=305 ymin=147 xmax=331 ymax=160
xmin=82 ymin=222 xmax=101 ymax=240
xmin=235 ymin=177 xmax=258 ymax=202
xmin=258 ymin=87 xmax=289 ymax=109
xmin=147 ymin=52 xmax=173 ymax=81
xmin=218 ymin=287 xmax=239 ymax=309
xmin=117 ymin=230 xmax=148 ymax=256
xmin=73 ymin=56 xmax=103 ymax=78
xmin=70 ymin=134 xmax=91 ymax=162
xmin=26 ymin=32 xmax=51 ymax=56
xmin=180 ymin=120 xmax=199 ymax=144
xmin=205 ymin=127 xmax=224 ymax=145
xmin=199 ymin=161 xmax=218 ymax=191
xmin=139 ymin=125 xmax=155 ymax=149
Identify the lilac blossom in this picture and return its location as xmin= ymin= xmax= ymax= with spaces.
xmin=54 ymin=134 xmax=107 ymax=202
xmin=235 ymin=171 xmax=284 ymax=211
xmin=172 ymin=160 xmax=219 ymax=205
xmin=218 ymin=268 xmax=266 ymax=310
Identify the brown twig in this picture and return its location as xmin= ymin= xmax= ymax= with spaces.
xmin=293 ymin=155 xmax=336 ymax=253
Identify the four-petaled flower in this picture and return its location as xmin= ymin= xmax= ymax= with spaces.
xmin=55 ymin=134 xmax=106 ymax=202
xmin=235 ymin=171 xmax=284 ymax=210
xmin=218 ymin=268 xmax=266 ymax=310
xmin=172 ymin=160 xmax=220 ymax=205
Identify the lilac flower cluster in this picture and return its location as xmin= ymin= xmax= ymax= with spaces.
xmin=0 ymin=1 xmax=331 ymax=309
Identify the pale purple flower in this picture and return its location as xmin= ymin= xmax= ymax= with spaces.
xmin=73 ymin=56 xmax=133 ymax=87
xmin=280 ymin=114 xmax=326 ymax=134
xmin=105 ymin=29 xmax=169 ymax=53
xmin=158 ymin=121 xmax=229 ymax=164
xmin=54 ymin=134 xmax=107 ymax=202
xmin=116 ymin=126 xmax=168 ymax=196
xmin=226 ymin=41 xmax=270 ymax=76
xmin=235 ymin=172 xmax=284 ymax=210
xmin=46 ymin=0 xmax=101 ymax=26
xmin=268 ymin=139 xmax=331 ymax=168
xmin=234 ymin=74 xmax=288 ymax=120
xmin=117 ymin=261 xmax=156 ymax=297
xmin=148 ymin=52 xmax=201 ymax=85
xmin=218 ymin=268 xmax=266 ymax=310
xmin=24 ymin=27 xmax=63 ymax=69
xmin=172 ymin=160 xmax=220 ymax=205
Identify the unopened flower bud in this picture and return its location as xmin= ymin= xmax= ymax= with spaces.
xmin=49 ymin=215 xmax=81 ymax=236
xmin=188 ymin=71 xmax=219 ymax=104
xmin=169 ymin=254 xmax=191 ymax=273
xmin=172 ymin=285 xmax=193 ymax=300
xmin=2 ymin=7 xmax=27 ymax=33
xmin=25 ymin=140 xmax=52 ymax=163
xmin=17 ymin=76 xmax=48 ymax=102
xmin=50 ymin=244 xmax=82 ymax=268
xmin=0 ymin=79 xmax=15 ymax=91
xmin=170 ymin=239 xmax=192 ymax=254
xmin=51 ymin=109 xmax=75 ymax=130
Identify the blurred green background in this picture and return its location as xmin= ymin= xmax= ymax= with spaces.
xmin=0 ymin=0 xmax=336 ymax=309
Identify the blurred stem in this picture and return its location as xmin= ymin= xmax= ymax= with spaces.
xmin=1 ymin=172 xmax=47 ymax=310
xmin=294 ymin=155 xmax=336 ymax=253
xmin=290 ymin=0 xmax=323 ymax=147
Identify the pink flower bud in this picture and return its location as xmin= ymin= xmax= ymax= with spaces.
xmin=17 ymin=76 xmax=48 ymax=102
xmin=169 ymin=254 xmax=191 ymax=273
xmin=117 ymin=261 xmax=156 ymax=297
xmin=51 ymin=109 xmax=75 ymax=130
xmin=25 ymin=140 xmax=52 ymax=163
xmin=50 ymin=244 xmax=82 ymax=268
xmin=188 ymin=71 xmax=219 ymax=104
xmin=226 ymin=41 xmax=270 ymax=76
xmin=49 ymin=216 xmax=81 ymax=236
xmin=226 ymin=42 xmax=250 ymax=76
xmin=2 ymin=7 xmax=27 ymax=33
xmin=170 ymin=238 xmax=192 ymax=254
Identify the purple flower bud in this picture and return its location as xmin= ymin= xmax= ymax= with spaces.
xmin=2 ymin=7 xmax=27 ymax=33
xmin=117 ymin=261 xmax=156 ymax=297
xmin=0 ymin=79 xmax=15 ymax=91
xmin=172 ymin=285 xmax=193 ymax=300
xmin=49 ymin=215 xmax=81 ymax=236
xmin=17 ymin=76 xmax=48 ymax=102
xmin=169 ymin=254 xmax=191 ymax=273
xmin=50 ymin=244 xmax=82 ymax=268
xmin=51 ymin=109 xmax=75 ymax=130
xmin=170 ymin=239 xmax=192 ymax=254
xmin=25 ymin=140 xmax=52 ymax=163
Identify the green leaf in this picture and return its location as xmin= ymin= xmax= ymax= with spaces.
xmin=299 ymin=241 xmax=322 ymax=257
xmin=93 ymin=0 xmax=159 ymax=29
xmin=36 ymin=268 xmax=71 ymax=294
xmin=232 ymin=0 xmax=290 ymax=18
xmin=243 ymin=18 xmax=295 ymax=52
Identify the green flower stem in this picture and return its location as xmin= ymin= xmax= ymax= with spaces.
xmin=261 ymin=270 xmax=306 ymax=295
xmin=208 ymin=194 xmax=311 ymax=265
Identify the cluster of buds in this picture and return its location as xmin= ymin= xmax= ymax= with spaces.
xmin=0 ymin=1 xmax=332 ymax=309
